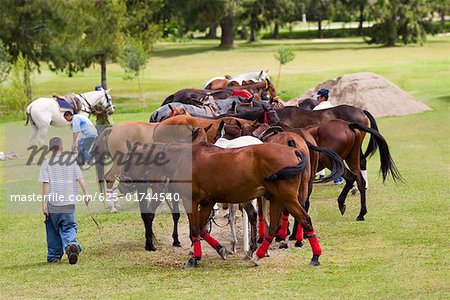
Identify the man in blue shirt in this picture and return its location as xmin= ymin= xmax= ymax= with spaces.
xmin=64 ymin=112 xmax=98 ymax=165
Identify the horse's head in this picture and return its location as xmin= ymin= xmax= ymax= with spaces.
xmin=262 ymin=103 xmax=281 ymax=125
xmin=214 ymin=119 xmax=245 ymax=142
xmin=117 ymin=141 xmax=146 ymax=194
xmin=168 ymin=104 xmax=190 ymax=118
xmin=192 ymin=124 xmax=211 ymax=143
xmin=82 ymin=88 xmax=114 ymax=114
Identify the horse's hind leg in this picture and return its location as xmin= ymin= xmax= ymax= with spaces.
xmin=355 ymin=172 xmax=367 ymax=221
xmin=284 ymin=198 xmax=322 ymax=266
xmin=337 ymin=167 xmax=357 ymax=215
xmin=137 ymin=185 xmax=157 ymax=251
xmin=257 ymin=197 xmax=266 ymax=244
xmin=228 ymin=204 xmax=238 ymax=254
xmin=29 ymin=125 xmax=38 ymax=146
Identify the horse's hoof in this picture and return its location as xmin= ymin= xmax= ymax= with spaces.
xmin=172 ymin=241 xmax=181 ymax=247
xmin=145 ymin=244 xmax=156 ymax=251
xmin=295 ymin=241 xmax=304 ymax=248
xmin=248 ymin=253 xmax=260 ymax=267
xmin=216 ymin=246 xmax=228 ymax=260
xmin=356 ymin=216 xmax=365 ymax=221
xmin=308 ymin=254 xmax=320 ymax=267
xmin=351 ymin=187 xmax=358 ymax=195
xmin=184 ymin=257 xmax=199 ymax=269
xmin=288 ymin=234 xmax=296 ymax=241
xmin=278 ymin=241 xmax=288 ymax=249
xmin=339 ymin=204 xmax=346 ymax=215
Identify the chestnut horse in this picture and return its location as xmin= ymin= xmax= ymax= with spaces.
xmin=119 ymin=141 xmax=324 ymax=268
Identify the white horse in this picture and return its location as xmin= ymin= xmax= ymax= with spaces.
xmin=214 ymin=135 xmax=263 ymax=254
xmin=25 ymin=88 xmax=114 ymax=146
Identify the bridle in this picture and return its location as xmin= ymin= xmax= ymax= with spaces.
xmin=77 ymin=90 xmax=113 ymax=116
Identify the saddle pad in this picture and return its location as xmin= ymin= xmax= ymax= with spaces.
xmin=56 ymin=99 xmax=74 ymax=111
xmin=231 ymin=89 xmax=252 ymax=99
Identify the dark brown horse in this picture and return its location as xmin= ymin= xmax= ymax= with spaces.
xmin=118 ymin=141 xmax=324 ymax=268
xmin=161 ymin=80 xmax=277 ymax=107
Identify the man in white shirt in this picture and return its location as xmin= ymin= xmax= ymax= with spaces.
xmin=312 ymin=88 xmax=334 ymax=110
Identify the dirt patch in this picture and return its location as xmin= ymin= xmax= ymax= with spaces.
xmin=293 ymin=72 xmax=431 ymax=117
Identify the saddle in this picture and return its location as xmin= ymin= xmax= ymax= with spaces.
xmin=201 ymin=95 xmax=220 ymax=117
xmin=53 ymin=94 xmax=82 ymax=113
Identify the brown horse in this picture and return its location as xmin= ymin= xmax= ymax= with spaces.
xmin=237 ymin=119 xmax=400 ymax=221
xmin=93 ymin=122 xmax=207 ymax=251
xmin=119 ymin=141 xmax=324 ymax=268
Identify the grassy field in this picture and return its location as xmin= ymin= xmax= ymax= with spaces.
xmin=0 ymin=35 xmax=449 ymax=299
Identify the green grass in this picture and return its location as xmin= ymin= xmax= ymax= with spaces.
xmin=0 ymin=35 xmax=449 ymax=299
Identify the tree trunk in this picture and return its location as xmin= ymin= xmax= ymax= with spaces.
xmin=386 ymin=18 xmax=396 ymax=47
xmin=99 ymin=54 xmax=107 ymax=89
xmin=440 ymin=10 xmax=445 ymax=32
xmin=206 ymin=22 xmax=217 ymax=39
xmin=23 ymin=59 xmax=32 ymax=102
xmin=317 ymin=17 xmax=323 ymax=39
xmin=358 ymin=2 xmax=365 ymax=36
xmin=273 ymin=22 xmax=280 ymax=39
xmin=249 ymin=27 xmax=256 ymax=42
xmin=220 ymin=16 xmax=234 ymax=47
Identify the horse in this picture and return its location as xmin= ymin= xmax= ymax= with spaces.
xmin=161 ymin=80 xmax=277 ymax=107
xmin=234 ymin=118 xmax=401 ymax=221
xmin=213 ymin=135 xmax=263 ymax=254
xmin=93 ymin=122 xmax=207 ymax=251
xmin=149 ymin=99 xmax=241 ymax=122
xmin=118 ymin=141 xmax=324 ymax=268
xmin=204 ymin=70 xmax=270 ymax=89
xmin=25 ymin=88 xmax=113 ymax=146
xmin=215 ymin=121 xmax=345 ymax=247
xmin=223 ymin=104 xmax=381 ymax=188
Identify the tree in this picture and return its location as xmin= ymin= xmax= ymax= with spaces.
xmin=266 ymin=0 xmax=297 ymax=39
xmin=119 ymin=37 xmax=150 ymax=105
xmin=0 ymin=0 xmax=63 ymax=101
xmin=367 ymin=0 xmax=431 ymax=46
xmin=0 ymin=41 xmax=11 ymax=84
xmin=274 ymin=46 xmax=295 ymax=89
xmin=241 ymin=0 xmax=266 ymax=42
xmin=220 ymin=1 xmax=238 ymax=47
xmin=304 ymin=0 xmax=334 ymax=38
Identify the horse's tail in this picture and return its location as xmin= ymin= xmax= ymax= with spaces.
xmin=350 ymin=123 xmax=403 ymax=183
xmin=161 ymin=94 xmax=174 ymax=106
xmin=363 ymin=110 xmax=379 ymax=158
xmin=25 ymin=105 xmax=34 ymax=126
xmin=265 ymin=150 xmax=307 ymax=182
xmin=93 ymin=127 xmax=113 ymax=194
xmin=306 ymin=141 xmax=345 ymax=183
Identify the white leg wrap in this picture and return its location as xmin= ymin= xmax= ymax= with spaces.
xmin=361 ymin=170 xmax=368 ymax=189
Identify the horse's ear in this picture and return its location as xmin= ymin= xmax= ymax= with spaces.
xmin=168 ymin=104 xmax=174 ymax=112
xmin=236 ymin=119 xmax=242 ymax=129
xmin=204 ymin=123 xmax=213 ymax=132
xmin=126 ymin=140 xmax=132 ymax=151
xmin=218 ymin=120 xmax=225 ymax=132
xmin=106 ymin=88 xmax=111 ymax=93
xmin=265 ymin=69 xmax=269 ymax=74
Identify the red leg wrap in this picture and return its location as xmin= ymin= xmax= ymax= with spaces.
xmin=307 ymin=231 xmax=322 ymax=256
xmin=277 ymin=215 xmax=289 ymax=239
xmin=192 ymin=237 xmax=202 ymax=258
xmin=296 ymin=225 xmax=304 ymax=242
xmin=200 ymin=230 xmax=220 ymax=249
xmin=258 ymin=216 xmax=265 ymax=239
xmin=256 ymin=235 xmax=273 ymax=258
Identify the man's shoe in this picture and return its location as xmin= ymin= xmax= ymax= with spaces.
xmin=334 ymin=177 xmax=344 ymax=185
xmin=67 ymin=244 xmax=79 ymax=265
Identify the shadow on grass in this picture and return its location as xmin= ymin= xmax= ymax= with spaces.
xmin=2 ymin=261 xmax=48 ymax=271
